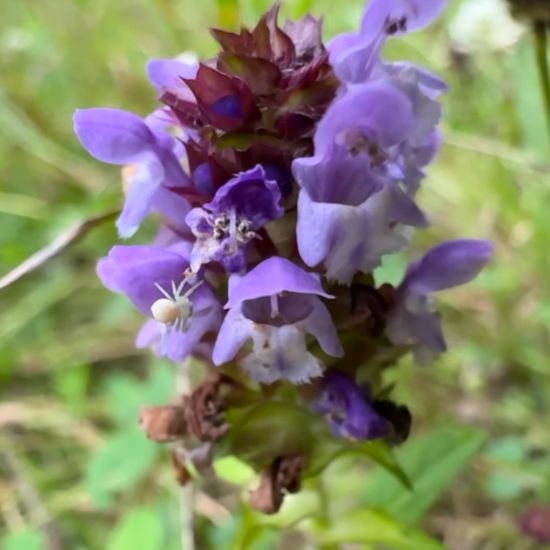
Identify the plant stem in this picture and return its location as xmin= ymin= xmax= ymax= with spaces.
xmin=317 ymin=476 xmax=340 ymax=550
xmin=177 ymin=360 xmax=195 ymax=550
xmin=534 ymin=22 xmax=550 ymax=140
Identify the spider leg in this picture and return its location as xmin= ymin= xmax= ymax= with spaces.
xmin=175 ymin=271 xmax=197 ymax=297
xmin=182 ymin=279 xmax=204 ymax=298
xmin=154 ymin=282 xmax=173 ymax=300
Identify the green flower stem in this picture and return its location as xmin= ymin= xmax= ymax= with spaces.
xmin=534 ymin=22 xmax=550 ymax=140
xmin=317 ymin=476 xmax=340 ymax=550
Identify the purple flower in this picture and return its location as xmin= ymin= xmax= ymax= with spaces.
xmin=315 ymin=371 xmax=389 ymax=440
xmin=74 ymin=108 xmax=192 ymax=237
xmin=212 ymin=257 xmax=343 ymax=384
xmin=385 ymin=239 xmax=493 ymax=363
xmin=373 ymin=62 xmax=446 ymax=195
xmin=97 ymin=245 xmax=222 ymax=362
xmin=293 ymin=81 xmax=428 ymax=284
xmin=329 ymin=0 xmax=448 ymax=83
xmin=520 ymin=506 xmax=550 ymax=545
xmin=147 ymin=58 xmax=198 ymax=94
xmin=186 ymin=165 xmax=284 ymax=273
xmin=400 ymin=129 xmax=441 ymax=196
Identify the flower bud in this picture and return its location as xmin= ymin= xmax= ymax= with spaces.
xmin=140 ymin=403 xmax=187 ymax=442
xmin=249 ymin=455 xmax=305 ymax=514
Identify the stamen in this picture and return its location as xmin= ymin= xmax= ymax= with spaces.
xmin=270 ymin=294 xmax=280 ymax=319
xmin=340 ymin=130 xmax=387 ymax=165
xmin=385 ymin=16 xmax=407 ymax=35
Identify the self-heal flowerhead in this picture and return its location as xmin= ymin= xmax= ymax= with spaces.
xmin=315 ymin=370 xmax=389 ymax=440
xmin=385 ymin=239 xmax=494 ymax=363
xmin=97 ymin=245 xmax=222 ymax=362
xmin=213 ymin=257 xmax=343 ymax=384
xmin=73 ymin=0 xmax=492 ymax=514
xmin=293 ymin=81 xmax=428 ymax=284
xmin=186 ymin=165 xmax=284 ymax=273
xmin=73 ymin=108 xmax=192 ymax=237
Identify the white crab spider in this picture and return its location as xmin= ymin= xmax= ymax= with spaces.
xmin=150 ymin=272 xmax=203 ymax=332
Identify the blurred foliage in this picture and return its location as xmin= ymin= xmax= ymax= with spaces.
xmin=1 ymin=0 xmax=550 ymax=548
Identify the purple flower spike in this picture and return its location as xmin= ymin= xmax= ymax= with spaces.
xmin=329 ymin=0 xmax=448 ymax=83
xmin=74 ymin=108 xmax=192 ymax=237
xmin=186 ymin=165 xmax=284 ymax=273
xmin=97 ymin=245 xmax=222 ymax=362
xmin=386 ymin=239 xmax=493 ymax=363
xmin=315 ymin=371 xmax=389 ymax=440
xmin=213 ymin=257 xmax=343 ymax=384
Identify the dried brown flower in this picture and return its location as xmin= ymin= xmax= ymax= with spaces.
xmin=140 ymin=403 xmax=188 ymax=442
xmin=249 ymin=454 xmax=306 ymax=514
xmin=139 ymin=373 xmax=238 ymax=443
xmin=183 ymin=373 xmax=236 ymax=441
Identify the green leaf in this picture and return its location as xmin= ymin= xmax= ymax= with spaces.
xmin=225 ymin=401 xmax=320 ymax=467
xmin=2 ymin=529 xmax=44 ymax=550
xmin=513 ymin=37 xmax=550 ymax=158
xmin=207 ymin=515 xmax=242 ymax=550
xmin=53 ymin=363 xmax=90 ymax=412
xmin=107 ymin=507 xmax=163 ymax=550
xmin=320 ymin=509 xmax=447 ymax=550
xmin=486 ymin=436 xmax=525 ymax=463
xmin=103 ymin=362 xmax=174 ymax=427
xmin=215 ymin=511 xmax=278 ymax=550
xmin=362 ymin=426 xmax=486 ymax=524
xmin=485 ymin=472 xmax=525 ymax=501
xmin=85 ymin=426 xmax=157 ymax=508
xmin=214 ymin=455 xmax=256 ymax=485
xmin=216 ymin=131 xmax=283 ymax=151
xmin=258 ymin=490 xmax=320 ymax=530
xmin=306 ymin=439 xmax=412 ymax=491
xmin=483 ymin=437 xmax=534 ymax=501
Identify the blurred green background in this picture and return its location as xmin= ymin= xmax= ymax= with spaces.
xmin=1 ymin=0 xmax=550 ymax=548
